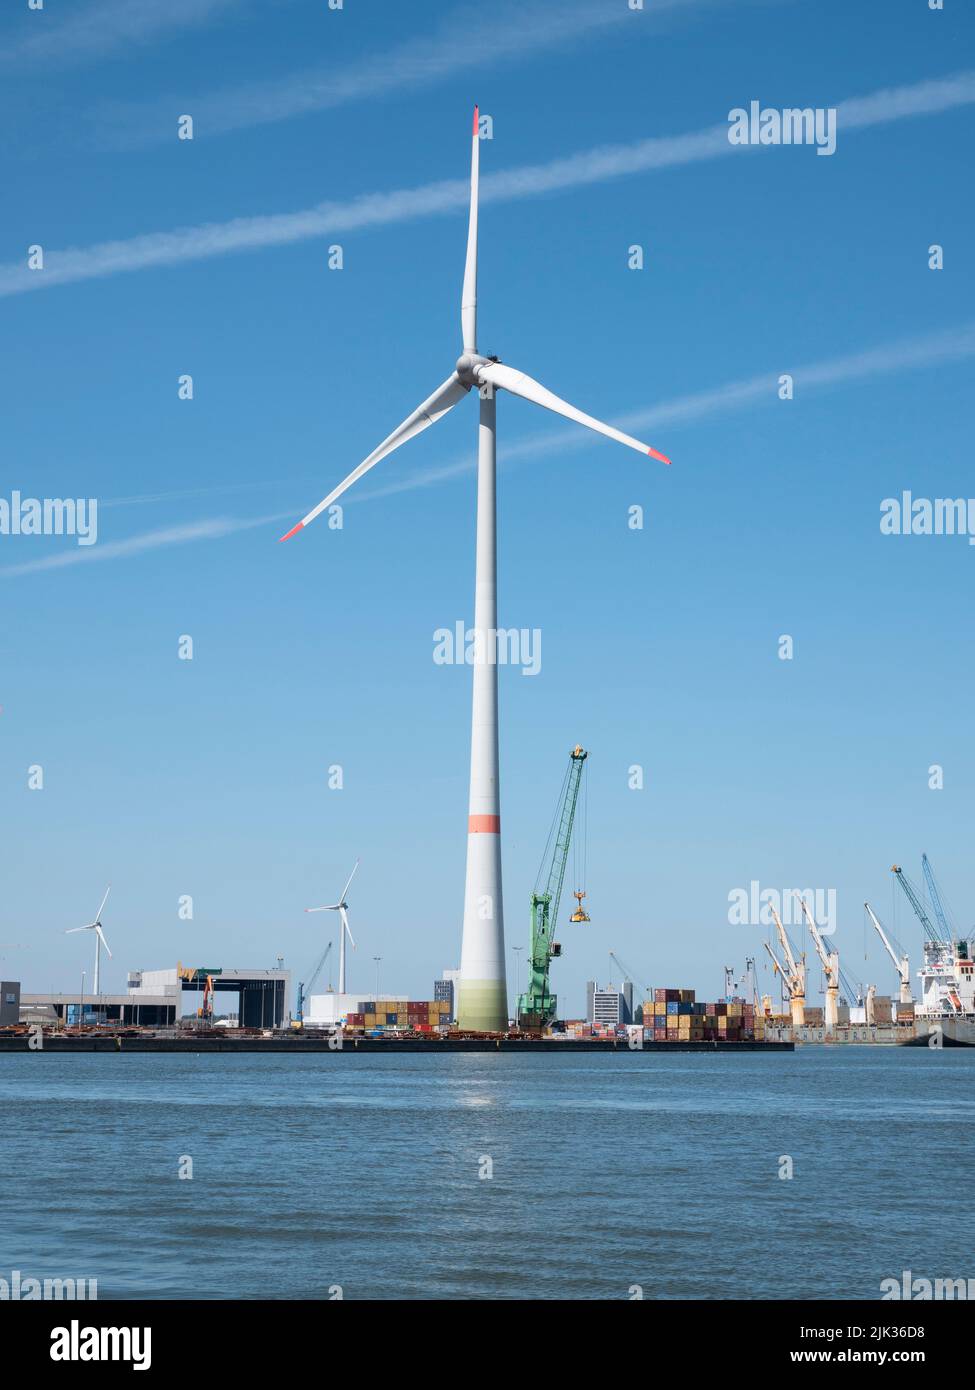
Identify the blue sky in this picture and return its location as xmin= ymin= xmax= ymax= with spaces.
xmin=1 ymin=0 xmax=973 ymax=1014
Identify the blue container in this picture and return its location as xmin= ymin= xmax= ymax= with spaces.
xmin=666 ymin=1001 xmax=679 ymax=1015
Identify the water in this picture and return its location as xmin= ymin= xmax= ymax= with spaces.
xmin=2 ymin=1048 xmax=972 ymax=1300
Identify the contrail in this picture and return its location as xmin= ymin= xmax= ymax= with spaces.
xmin=0 ymin=0 xmax=245 ymax=74
xmin=92 ymin=0 xmax=705 ymax=148
xmin=362 ymin=321 xmax=975 ymax=497
xmin=4 ymin=322 xmax=971 ymax=576
xmin=0 ymin=514 xmax=291 ymax=579
xmin=3 ymin=70 xmax=973 ymax=300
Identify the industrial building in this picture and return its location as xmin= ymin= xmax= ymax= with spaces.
xmin=435 ymin=969 xmax=461 ymax=1023
xmin=17 ymin=965 xmax=290 ymax=1030
xmin=587 ymin=980 xmax=633 ymax=1026
xmin=1 ymin=982 xmax=21 ymax=1026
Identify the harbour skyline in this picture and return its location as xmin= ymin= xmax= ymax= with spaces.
xmin=1 ymin=0 xmax=972 ymax=1016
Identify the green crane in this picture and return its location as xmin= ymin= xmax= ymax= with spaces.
xmin=517 ymin=745 xmax=589 ymax=1029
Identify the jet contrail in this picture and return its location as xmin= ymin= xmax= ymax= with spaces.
xmin=360 ymin=320 xmax=975 ymax=497
xmin=2 ymin=69 xmax=973 ymax=299
xmin=0 ymin=514 xmax=291 ymax=578
xmin=0 ymin=0 xmax=245 ymax=74
xmin=92 ymin=0 xmax=706 ymax=148
xmin=3 ymin=321 xmax=972 ymax=577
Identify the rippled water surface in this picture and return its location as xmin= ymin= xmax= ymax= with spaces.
xmin=2 ymin=1048 xmax=972 ymax=1299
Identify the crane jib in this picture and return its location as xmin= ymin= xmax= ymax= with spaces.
xmin=518 ymin=747 xmax=588 ymax=1029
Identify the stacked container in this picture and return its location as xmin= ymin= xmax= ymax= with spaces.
xmin=642 ymin=989 xmax=764 ymax=1042
xmin=349 ymin=1000 xmax=451 ymax=1032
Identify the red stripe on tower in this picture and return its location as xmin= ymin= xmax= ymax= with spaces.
xmin=468 ymin=814 xmax=500 ymax=833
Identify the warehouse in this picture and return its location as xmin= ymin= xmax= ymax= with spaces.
xmin=129 ymin=966 xmax=291 ymax=1028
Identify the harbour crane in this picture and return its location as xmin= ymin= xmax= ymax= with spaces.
xmin=864 ymin=901 xmax=912 ymax=1004
xmin=766 ymin=905 xmax=806 ymax=1027
xmin=795 ymin=894 xmax=839 ymax=1030
xmin=891 ymin=864 xmax=948 ymax=945
xmin=921 ymin=853 xmax=955 ymax=943
xmin=517 ymin=745 xmax=588 ymax=1030
xmin=893 ymin=860 xmax=968 ymax=1016
xmin=296 ymin=941 xmax=332 ymax=1026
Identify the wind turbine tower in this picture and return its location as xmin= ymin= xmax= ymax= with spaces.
xmin=305 ymin=860 xmax=359 ymax=995
xmin=281 ymin=110 xmax=671 ymax=1031
xmin=65 ymin=887 xmax=113 ymax=997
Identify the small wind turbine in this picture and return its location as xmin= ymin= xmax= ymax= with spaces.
xmin=65 ymin=887 xmax=112 ymax=996
xmin=281 ymin=108 xmax=671 ymax=1032
xmin=305 ymin=861 xmax=359 ymax=995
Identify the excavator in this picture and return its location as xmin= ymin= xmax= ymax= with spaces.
xmin=517 ymin=745 xmax=589 ymax=1030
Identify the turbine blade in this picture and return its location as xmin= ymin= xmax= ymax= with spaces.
xmin=65 ymin=926 xmax=91 ymax=935
xmin=340 ymin=905 xmax=356 ymax=952
xmin=340 ymin=858 xmax=360 ymax=903
xmin=95 ymin=925 xmax=112 ymax=958
xmin=476 ymin=362 xmax=671 ymax=464
xmin=305 ymin=905 xmax=340 ymax=913
xmin=93 ymin=885 xmax=111 ymax=924
xmin=462 ymin=105 xmax=479 ymax=353
xmin=279 ymin=374 xmax=470 ymax=540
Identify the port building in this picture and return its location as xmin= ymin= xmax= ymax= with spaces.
xmin=1 ymin=982 xmax=21 ymax=1026
xmin=18 ymin=965 xmax=290 ymax=1029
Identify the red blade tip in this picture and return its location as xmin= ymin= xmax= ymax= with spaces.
xmin=648 ymin=447 xmax=672 ymax=465
xmin=473 ymin=105 xmax=479 ymax=135
xmin=279 ymin=521 xmax=305 ymax=542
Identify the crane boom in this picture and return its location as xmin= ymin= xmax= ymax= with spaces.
xmin=795 ymin=893 xmax=839 ymax=1029
xmin=762 ymin=939 xmax=787 ymax=986
xmin=769 ymin=905 xmax=806 ymax=1027
xmin=795 ymin=895 xmax=835 ymax=984
xmin=921 ymin=853 xmax=953 ymax=941
xmin=770 ymin=905 xmax=800 ymax=979
xmin=517 ymin=745 xmax=588 ymax=1029
xmin=865 ymin=902 xmax=899 ymax=973
xmin=296 ymin=940 xmax=332 ymax=1023
xmin=892 ymin=865 xmax=947 ymax=944
xmin=865 ymin=901 xmax=912 ymax=1004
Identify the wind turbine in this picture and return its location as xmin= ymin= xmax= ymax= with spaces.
xmin=65 ymin=887 xmax=112 ymax=997
xmin=281 ymin=108 xmax=671 ymax=1032
xmin=305 ymin=860 xmax=359 ymax=995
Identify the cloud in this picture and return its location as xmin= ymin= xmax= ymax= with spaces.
xmin=360 ymin=321 xmax=975 ymax=498
xmin=91 ymin=0 xmax=703 ymax=147
xmin=0 ymin=0 xmax=246 ymax=74
xmin=0 ymin=513 xmax=290 ymax=578
xmin=2 ymin=69 xmax=973 ymax=300
xmin=6 ymin=320 xmax=967 ymax=579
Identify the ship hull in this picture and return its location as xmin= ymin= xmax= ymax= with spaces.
xmin=900 ymin=1017 xmax=975 ymax=1047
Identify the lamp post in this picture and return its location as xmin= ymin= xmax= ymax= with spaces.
xmin=511 ymin=945 xmax=524 ymax=1015
xmin=373 ymin=956 xmax=381 ymax=998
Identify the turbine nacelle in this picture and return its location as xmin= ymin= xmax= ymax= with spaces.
xmin=279 ymin=105 xmax=670 ymax=543
xmin=456 ymin=353 xmax=490 ymax=386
